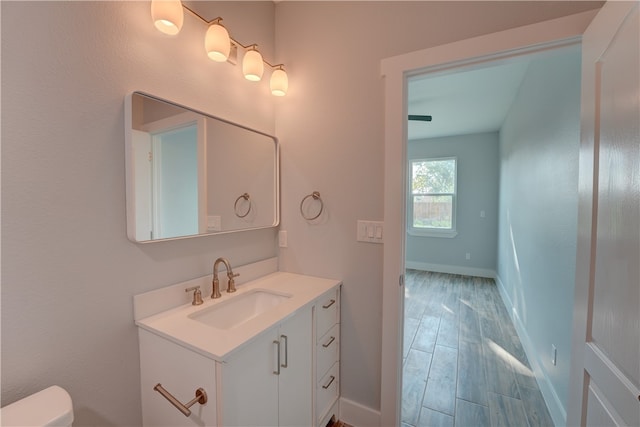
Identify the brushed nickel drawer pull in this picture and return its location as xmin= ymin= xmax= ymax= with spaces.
xmin=281 ymin=335 xmax=289 ymax=368
xmin=322 ymin=375 xmax=336 ymax=389
xmin=322 ymin=336 xmax=336 ymax=348
xmin=153 ymin=384 xmax=207 ymax=417
xmin=273 ymin=340 xmax=281 ymax=375
xmin=322 ymin=299 xmax=336 ymax=309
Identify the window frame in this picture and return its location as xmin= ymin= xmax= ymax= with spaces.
xmin=408 ymin=156 xmax=458 ymax=238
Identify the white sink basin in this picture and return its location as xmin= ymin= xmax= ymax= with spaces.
xmin=189 ymin=289 xmax=291 ymax=330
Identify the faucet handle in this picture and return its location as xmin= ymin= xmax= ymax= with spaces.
xmin=185 ymin=286 xmax=204 ymax=306
xmin=226 ymin=273 xmax=239 ymax=293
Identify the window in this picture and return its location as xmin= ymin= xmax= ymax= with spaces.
xmin=409 ymin=157 xmax=457 ymax=237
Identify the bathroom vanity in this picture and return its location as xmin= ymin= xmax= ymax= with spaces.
xmin=134 ymin=259 xmax=341 ymax=427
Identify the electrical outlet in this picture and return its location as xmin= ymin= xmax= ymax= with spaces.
xmin=207 ymin=215 xmax=222 ymax=232
xmin=278 ymin=230 xmax=288 ymax=248
xmin=552 ymin=344 xmax=557 ymax=366
xmin=465 ymin=253 xmax=471 ymax=260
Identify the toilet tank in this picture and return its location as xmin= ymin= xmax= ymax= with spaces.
xmin=0 ymin=386 xmax=73 ymax=427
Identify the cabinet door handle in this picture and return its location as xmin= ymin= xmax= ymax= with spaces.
xmin=322 ymin=375 xmax=336 ymax=389
xmin=280 ymin=335 xmax=288 ymax=368
xmin=322 ymin=299 xmax=336 ymax=309
xmin=273 ymin=340 xmax=281 ymax=375
xmin=322 ymin=336 xmax=336 ymax=348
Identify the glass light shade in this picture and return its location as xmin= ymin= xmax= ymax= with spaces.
xmin=151 ymin=0 xmax=184 ymax=35
xmin=205 ymin=24 xmax=230 ymax=62
xmin=243 ymin=49 xmax=264 ymax=81
xmin=270 ymin=69 xmax=288 ymax=96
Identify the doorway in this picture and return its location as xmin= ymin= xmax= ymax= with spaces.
xmin=151 ymin=123 xmax=199 ymax=239
xmin=380 ymin=11 xmax=598 ymax=427
xmin=400 ymin=44 xmax=581 ymax=426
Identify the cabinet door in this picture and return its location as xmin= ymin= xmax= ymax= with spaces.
xmin=219 ymin=329 xmax=279 ymax=427
xmin=139 ymin=330 xmax=217 ymax=426
xmin=278 ymin=305 xmax=313 ymax=427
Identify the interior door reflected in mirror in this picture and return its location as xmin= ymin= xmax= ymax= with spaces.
xmin=125 ymin=92 xmax=279 ymax=242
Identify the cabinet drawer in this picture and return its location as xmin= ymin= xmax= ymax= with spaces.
xmin=318 ymin=400 xmax=339 ymax=427
xmin=316 ymin=362 xmax=339 ymax=423
xmin=316 ymin=324 xmax=339 ymax=377
xmin=316 ymin=288 xmax=339 ymax=338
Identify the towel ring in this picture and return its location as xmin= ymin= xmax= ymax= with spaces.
xmin=300 ymin=191 xmax=324 ymax=221
xmin=234 ymin=193 xmax=252 ymax=218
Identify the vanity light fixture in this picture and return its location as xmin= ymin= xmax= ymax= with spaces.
xmin=243 ymin=46 xmax=264 ymax=82
xmin=150 ymin=0 xmax=288 ymax=96
xmin=270 ymin=66 xmax=288 ymax=96
xmin=205 ymin=19 xmax=231 ymax=62
xmin=151 ymin=0 xmax=184 ymax=35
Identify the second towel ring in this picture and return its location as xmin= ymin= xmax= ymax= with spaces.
xmin=234 ymin=193 xmax=252 ymax=218
xmin=300 ymin=191 xmax=324 ymax=221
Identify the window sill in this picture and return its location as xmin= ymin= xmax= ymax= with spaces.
xmin=408 ymin=229 xmax=458 ymax=238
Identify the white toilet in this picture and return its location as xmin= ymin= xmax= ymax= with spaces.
xmin=0 ymin=386 xmax=73 ymax=427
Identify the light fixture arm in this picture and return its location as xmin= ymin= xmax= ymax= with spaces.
xmin=181 ymin=5 xmax=219 ymax=25
xmin=158 ymin=2 xmax=287 ymax=94
xmin=182 ymin=5 xmax=281 ymax=69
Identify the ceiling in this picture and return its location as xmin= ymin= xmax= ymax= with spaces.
xmin=407 ymin=59 xmax=531 ymax=140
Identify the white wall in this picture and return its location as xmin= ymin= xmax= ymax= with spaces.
xmin=1 ymin=2 xmax=277 ymax=425
xmin=497 ymin=46 xmax=582 ymax=424
xmin=275 ymin=1 xmax=601 ymax=415
xmin=406 ymin=132 xmax=499 ymax=277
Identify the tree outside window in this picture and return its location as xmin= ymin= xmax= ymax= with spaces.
xmin=410 ymin=158 xmax=457 ymax=236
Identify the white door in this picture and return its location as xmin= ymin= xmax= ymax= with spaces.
xmin=219 ymin=328 xmax=279 ymax=426
xmin=568 ymin=2 xmax=640 ymax=426
xmin=278 ymin=306 xmax=313 ymax=427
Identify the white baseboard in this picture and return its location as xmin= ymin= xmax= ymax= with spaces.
xmin=405 ymin=261 xmax=496 ymax=279
xmin=494 ymin=274 xmax=565 ymax=427
xmin=339 ymin=397 xmax=380 ymax=427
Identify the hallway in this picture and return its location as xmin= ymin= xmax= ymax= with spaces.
xmin=402 ymin=270 xmax=554 ymax=427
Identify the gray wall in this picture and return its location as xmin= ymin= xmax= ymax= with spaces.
xmin=497 ymin=47 xmax=581 ymax=416
xmin=1 ymin=2 xmax=277 ymax=425
xmin=275 ymin=1 xmax=600 ymax=412
xmin=406 ymin=132 xmax=499 ymax=276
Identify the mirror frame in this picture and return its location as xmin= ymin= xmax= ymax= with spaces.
xmin=124 ymin=91 xmax=280 ymax=243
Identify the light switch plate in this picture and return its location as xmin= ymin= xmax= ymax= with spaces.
xmin=207 ymin=215 xmax=222 ymax=232
xmin=357 ymin=220 xmax=384 ymax=244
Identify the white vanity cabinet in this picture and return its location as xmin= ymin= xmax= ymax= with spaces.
xmin=315 ymin=288 xmax=341 ymax=427
xmin=218 ymin=305 xmax=312 ymax=427
xmin=139 ymin=328 xmax=218 ymax=426
xmin=136 ymin=277 xmax=341 ymax=427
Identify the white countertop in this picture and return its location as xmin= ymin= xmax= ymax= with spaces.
xmin=135 ymin=271 xmax=341 ymax=362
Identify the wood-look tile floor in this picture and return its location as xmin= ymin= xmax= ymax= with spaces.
xmin=402 ymin=270 xmax=554 ymax=427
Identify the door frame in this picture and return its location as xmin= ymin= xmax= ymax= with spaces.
xmin=380 ymin=10 xmax=599 ymax=427
xmin=140 ymin=112 xmax=206 ymax=239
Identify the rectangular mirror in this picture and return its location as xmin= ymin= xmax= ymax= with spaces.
xmin=125 ymin=92 xmax=279 ymax=242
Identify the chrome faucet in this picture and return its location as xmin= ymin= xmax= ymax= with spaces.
xmin=211 ymin=257 xmax=239 ymax=299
